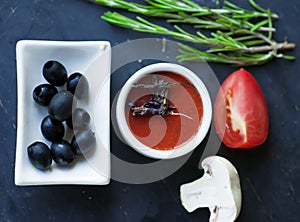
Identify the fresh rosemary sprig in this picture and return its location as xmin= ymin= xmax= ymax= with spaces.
xmin=88 ymin=0 xmax=296 ymax=66
xmin=91 ymin=0 xmax=277 ymax=31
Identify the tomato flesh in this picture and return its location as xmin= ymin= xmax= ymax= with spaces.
xmin=214 ymin=68 xmax=269 ymax=148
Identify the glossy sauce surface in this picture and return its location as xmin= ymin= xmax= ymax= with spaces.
xmin=126 ymin=72 xmax=203 ymax=150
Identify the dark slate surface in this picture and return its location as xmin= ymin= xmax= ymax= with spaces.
xmin=0 ymin=0 xmax=299 ymax=221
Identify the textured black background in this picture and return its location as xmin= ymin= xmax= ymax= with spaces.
xmin=0 ymin=0 xmax=299 ymax=221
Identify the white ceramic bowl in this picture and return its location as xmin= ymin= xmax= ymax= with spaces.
xmin=15 ymin=40 xmax=111 ymax=185
xmin=116 ymin=63 xmax=212 ymax=159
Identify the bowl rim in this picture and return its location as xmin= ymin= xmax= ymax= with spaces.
xmin=116 ymin=63 xmax=212 ymax=159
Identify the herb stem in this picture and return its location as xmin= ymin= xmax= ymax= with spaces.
xmin=89 ymin=0 xmax=295 ymax=66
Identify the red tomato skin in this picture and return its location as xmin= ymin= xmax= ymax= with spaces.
xmin=214 ymin=68 xmax=269 ymax=148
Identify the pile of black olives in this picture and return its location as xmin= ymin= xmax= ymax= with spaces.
xmin=28 ymin=60 xmax=96 ymax=171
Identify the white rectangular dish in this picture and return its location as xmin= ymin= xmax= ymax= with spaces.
xmin=15 ymin=40 xmax=111 ymax=185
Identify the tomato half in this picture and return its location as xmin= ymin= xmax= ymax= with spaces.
xmin=214 ymin=68 xmax=269 ymax=148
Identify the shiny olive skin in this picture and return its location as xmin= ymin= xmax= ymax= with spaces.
xmin=71 ymin=129 xmax=96 ymax=155
xmin=48 ymin=90 xmax=77 ymax=121
xmin=27 ymin=141 xmax=52 ymax=171
xmin=43 ymin=60 xmax=68 ymax=86
xmin=67 ymin=72 xmax=89 ymax=99
xmin=41 ymin=115 xmax=65 ymax=142
xmin=66 ymin=108 xmax=91 ymax=131
xmin=51 ymin=140 xmax=75 ymax=166
xmin=33 ymin=84 xmax=58 ymax=106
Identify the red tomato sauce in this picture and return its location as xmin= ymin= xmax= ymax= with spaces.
xmin=125 ymin=72 xmax=203 ymax=150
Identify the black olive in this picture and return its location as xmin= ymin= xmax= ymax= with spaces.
xmin=51 ymin=140 xmax=75 ymax=166
xmin=48 ymin=90 xmax=77 ymax=121
xmin=41 ymin=115 xmax=65 ymax=142
xmin=27 ymin=141 xmax=52 ymax=171
xmin=71 ymin=129 xmax=96 ymax=155
xmin=43 ymin=60 xmax=68 ymax=86
xmin=66 ymin=108 xmax=91 ymax=131
xmin=67 ymin=72 xmax=89 ymax=99
xmin=32 ymin=84 xmax=58 ymax=106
